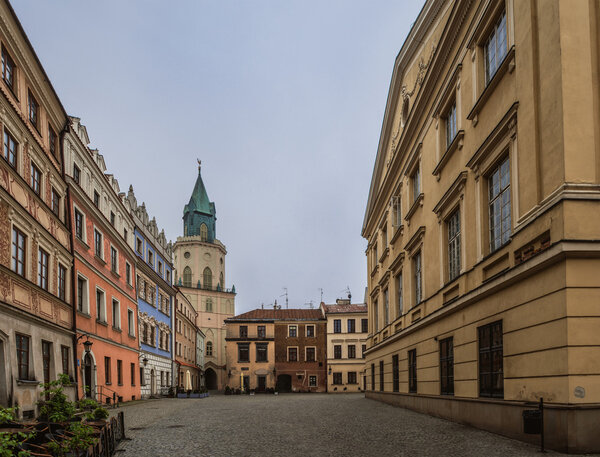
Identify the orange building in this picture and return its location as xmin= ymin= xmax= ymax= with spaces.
xmin=64 ymin=118 xmax=140 ymax=403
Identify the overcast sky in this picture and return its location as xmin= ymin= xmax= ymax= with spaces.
xmin=13 ymin=0 xmax=423 ymax=313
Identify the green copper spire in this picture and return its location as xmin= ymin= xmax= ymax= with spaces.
xmin=183 ymin=160 xmax=216 ymax=241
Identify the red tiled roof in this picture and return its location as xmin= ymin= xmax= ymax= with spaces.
xmin=323 ymin=303 xmax=367 ymax=314
xmin=227 ymin=308 xmax=324 ymax=321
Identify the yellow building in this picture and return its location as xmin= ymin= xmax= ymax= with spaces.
xmin=362 ymin=0 xmax=600 ymax=452
xmin=321 ymin=300 xmax=368 ymax=393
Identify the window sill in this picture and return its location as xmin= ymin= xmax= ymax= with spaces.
xmin=94 ymin=255 xmax=106 ymax=265
xmin=17 ymin=379 xmax=39 ymax=387
xmin=369 ymin=264 xmax=379 ymax=278
xmin=75 ymin=236 xmax=89 ymax=249
xmin=433 ymin=130 xmax=464 ymax=180
xmin=96 ymin=320 xmax=108 ymax=327
xmin=467 ymin=46 xmax=516 ymax=124
xmin=111 ymin=270 xmax=120 ymax=279
xmin=105 ymin=382 xmax=112 ymax=386
xmin=77 ymin=311 xmax=91 ymax=319
xmin=112 ymin=327 xmax=122 ymax=333
xmin=378 ymin=247 xmax=389 ymax=263
xmin=128 ymin=333 xmax=136 ymax=339
xmin=404 ymin=193 xmax=424 ymax=223
xmin=390 ymin=225 xmax=404 ymax=244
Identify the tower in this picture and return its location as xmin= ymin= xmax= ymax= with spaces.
xmin=173 ymin=161 xmax=236 ymax=390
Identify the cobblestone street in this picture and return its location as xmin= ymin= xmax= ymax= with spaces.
xmin=113 ymin=394 xmax=586 ymax=457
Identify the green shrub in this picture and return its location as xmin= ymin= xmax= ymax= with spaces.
xmin=38 ymin=374 xmax=75 ymax=423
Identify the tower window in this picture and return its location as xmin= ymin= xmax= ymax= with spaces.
xmin=183 ymin=267 xmax=192 ymax=288
xmin=203 ymin=267 xmax=212 ymax=290
xmin=200 ymin=223 xmax=208 ymax=242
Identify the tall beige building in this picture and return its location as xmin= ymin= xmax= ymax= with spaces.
xmin=173 ymin=163 xmax=235 ymax=390
xmin=362 ymin=0 xmax=600 ymax=452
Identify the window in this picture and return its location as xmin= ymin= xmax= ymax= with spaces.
xmin=130 ymin=362 xmax=135 ymax=386
xmin=43 ymin=342 xmax=54 ymax=384
xmin=382 ymin=224 xmax=387 ymax=249
xmin=94 ymin=229 xmax=103 ymax=258
xmin=110 ymin=211 xmax=115 ymax=226
xmin=111 ymin=247 xmax=118 ymax=273
xmin=408 ymin=349 xmax=417 ymax=393
xmin=479 ymin=320 xmax=503 ymax=398
xmin=206 ymin=298 xmax=212 ymax=312
xmin=147 ymin=250 xmax=153 ymax=266
xmin=333 ymin=319 xmax=341 ymax=333
xmin=166 ymin=270 xmax=171 ymax=284
xmin=140 ymin=367 xmax=145 ymax=386
xmin=200 ymin=223 xmax=208 ymax=242
xmin=203 ymin=267 xmax=212 ymax=289
xmin=334 ymin=345 xmax=342 ymax=359
xmin=1 ymin=46 xmax=15 ymax=92
xmin=183 ymin=266 xmax=192 ymax=287
xmin=444 ymin=101 xmax=457 ymax=148
xmin=448 ymin=210 xmax=461 ymax=281
xmin=306 ymin=325 xmax=315 ymax=337
xmin=411 ymin=166 xmax=421 ymax=202
xmin=93 ymin=190 xmax=100 ymax=208
xmin=379 ymin=361 xmax=384 ymax=391
xmin=348 ymin=345 xmax=356 ymax=359
xmin=150 ymin=326 xmax=155 ymax=346
xmin=123 ymin=228 xmax=128 ymax=243
xmin=239 ymin=326 xmax=248 ymax=338
xmin=96 ymin=288 xmax=106 ymax=322
xmin=128 ymin=309 xmax=135 ymax=336
xmin=288 ymin=347 xmax=298 ymax=362
xmin=413 ymin=251 xmax=422 ymax=305
xmin=489 ymin=156 xmax=511 ymax=252
xmin=392 ymin=194 xmax=402 ymax=228
xmin=73 ymin=164 xmax=80 ymax=184
xmin=30 ymin=163 xmax=41 ymax=195
xmin=104 ymin=357 xmax=111 ymax=384
xmin=11 ymin=227 xmax=26 ymax=277
xmin=362 ymin=344 xmax=366 ymax=358
xmin=16 ymin=334 xmax=29 ymax=380
xmin=361 ymin=319 xmax=368 ymax=333
xmin=77 ymin=276 xmax=87 ymax=313
xmin=383 ymin=288 xmax=389 ymax=326
xmin=392 ymin=354 xmax=399 ymax=392
xmin=28 ymin=91 xmax=38 ymax=129
xmin=257 ymin=325 xmax=266 ymax=338
xmin=309 ymin=375 xmax=317 ymax=387
xmin=126 ymin=262 xmax=131 ymax=285
xmin=158 ymin=261 xmax=163 ymax=275
xmin=485 ymin=10 xmax=508 ymax=84
xmin=347 ymin=319 xmax=355 ymax=333
xmin=38 ymin=248 xmax=49 ymax=290
xmin=373 ymin=298 xmax=378 ymax=332
xmin=117 ymin=360 xmax=123 ymax=385
xmin=288 ymin=325 xmax=297 ymax=338
xmin=371 ymin=363 xmax=375 ymax=390
xmin=333 ymin=373 xmax=342 ymax=385
xmin=74 ymin=209 xmax=84 ymax=240
xmin=348 ymin=372 xmax=357 ymax=384
xmin=396 ymin=273 xmax=403 ymax=316
xmin=440 ymin=337 xmax=454 ymax=395
xmin=112 ymin=299 xmax=120 ymax=329
xmin=136 ymin=237 xmax=142 ymax=254
xmin=48 ymin=125 xmax=57 ymax=158
xmin=256 ymin=343 xmax=268 ymax=362
xmin=58 ymin=264 xmax=66 ymax=301
xmin=3 ymin=129 xmax=17 ymax=168
xmin=61 ymin=346 xmax=70 ymax=375
xmin=51 ymin=188 xmax=60 ymax=217
xmin=206 ymin=341 xmax=213 ymax=357
xmin=142 ymin=323 xmax=148 ymax=344
xmin=306 ymin=347 xmax=316 ymax=362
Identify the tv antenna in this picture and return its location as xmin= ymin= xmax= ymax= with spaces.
xmin=305 ymin=300 xmax=314 ymax=309
xmin=318 ymin=288 xmax=324 ymax=303
xmin=280 ymin=287 xmax=289 ymax=309
xmin=343 ymin=286 xmax=352 ymax=302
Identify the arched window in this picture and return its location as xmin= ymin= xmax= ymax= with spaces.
xmin=203 ymin=267 xmax=212 ymax=290
xmin=206 ymin=341 xmax=213 ymax=357
xmin=206 ymin=298 xmax=213 ymax=312
xmin=219 ymin=272 xmax=224 ymax=289
xmin=183 ymin=267 xmax=192 ymax=288
xmin=200 ymin=223 xmax=208 ymax=242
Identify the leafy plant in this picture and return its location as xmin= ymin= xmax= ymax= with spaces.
xmin=38 ymin=374 xmax=75 ymax=423
xmin=0 ymin=407 xmax=17 ymax=425
xmin=76 ymin=398 xmax=98 ymax=411
xmin=92 ymin=407 xmax=109 ymax=421
xmin=0 ymin=430 xmax=33 ymax=457
xmin=47 ymin=422 xmax=96 ymax=456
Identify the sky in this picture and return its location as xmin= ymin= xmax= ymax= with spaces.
xmin=13 ymin=0 xmax=424 ymax=313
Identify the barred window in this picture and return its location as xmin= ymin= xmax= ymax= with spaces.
xmin=479 ymin=321 xmax=503 ymax=398
xmin=447 ymin=210 xmax=461 ymax=281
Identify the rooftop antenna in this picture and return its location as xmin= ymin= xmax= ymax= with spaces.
xmin=306 ymin=300 xmax=314 ymax=309
xmin=318 ymin=288 xmax=324 ymax=303
xmin=280 ymin=287 xmax=289 ymax=309
xmin=344 ymin=286 xmax=352 ymax=302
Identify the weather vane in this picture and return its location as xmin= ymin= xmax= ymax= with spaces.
xmin=197 ymin=158 xmax=201 ymax=170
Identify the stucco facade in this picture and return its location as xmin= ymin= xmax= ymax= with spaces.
xmin=175 ymin=289 xmax=202 ymax=390
xmin=362 ymin=0 xmax=600 ymax=453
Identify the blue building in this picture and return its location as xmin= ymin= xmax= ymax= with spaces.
xmin=126 ymin=186 xmax=176 ymax=397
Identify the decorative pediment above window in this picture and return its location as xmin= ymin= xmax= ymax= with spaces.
xmin=389 ymin=252 xmax=405 ymax=274
xmin=404 ymin=226 xmax=426 ymax=255
xmin=433 ymin=171 xmax=468 ymax=221
xmin=403 ymin=142 xmax=422 ymax=178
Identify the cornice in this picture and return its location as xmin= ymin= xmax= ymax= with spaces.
xmin=433 ymin=171 xmax=468 ymax=217
xmin=404 ymin=226 xmax=426 ymax=254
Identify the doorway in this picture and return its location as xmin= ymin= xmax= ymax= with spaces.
xmin=83 ymin=353 xmax=94 ymax=398
xmin=257 ymin=375 xmax=266 ymax=392
xmin=205 ymin=368 xmax=218 ymax=390
xmin=242 ymin=375 xmax=250 ymax=392
xmin=150 ymin=369 xmax=156 ymax=396
xmin=276 ymin=374 xmax=292 ymax=393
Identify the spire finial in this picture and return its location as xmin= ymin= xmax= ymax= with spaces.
xmin=197 ymin=159 xmax=201 ymax=172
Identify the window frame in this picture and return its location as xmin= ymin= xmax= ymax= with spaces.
xmin=3 ymin=128 xmax=17 ymax=168
xmin=408 ymin=349 xmax=417 ymax=393
xmin=333 ymin=319 xmax=341 ymax=334
xmin=333 ymin=345 xmax=342 ymax=360
xmin=11 ymin=226 xmax=26 ymax=277
xmin=287 ymin=346 xmax=298 ymax=362
xmin=440 ymin=337 xmax=454 ymax=396
xmin=484 ymin=9 xmax=508 ymax=85
xmin=16 ymin=333 xmax=30 ymax=380
xmin=37 ymin=247 xmax=49 ymax=291
xmin=488 ymin=156 xmax=511 ymax=253
xmin=112 ymin=298 xmax=121 ymax=330
xmin=447 ymin=209 xmax=461 ymax=281
xmin=58 ymin=263 xmax=67 ymax=301
xmin=1 ymin=45 xmax=16 ymax=94
xmin=27 ymin=90 xmax=39 ymax=131
xmin=305 ymin=346 xmax=316 ymax=362
xmin=96 ymin=287 xmax=106 ymax=323
xmin=347 ymin=319 xmax=355 ymax=334
xmin=478 ymin=320 xmax=503 ymax=398
xmin=61 ymin=345 xmax=70 ymax=376
xmin=30 ymin=162 xmax=41 ymax=195
xmin=379 ymin=360 xmax=384 ymax=391
xmin=104 ymin=356 xmax=111 ymax=385
xmin=332 ymin=372 xmax=342 ymax=385
xmin=305 ymin=324 xmax=315 ymax=337
xmin=256 ymin=343 xmax=268 ymax=362
xmin=94 ymin=228 xmax=103 ymax=259
xmin=238 ymin=343 xmax=250 ymax=363
xmin=392 ymin=354 xmax=399 ymax=392
xmin=288 ymin=325 xmax=297 ymax=338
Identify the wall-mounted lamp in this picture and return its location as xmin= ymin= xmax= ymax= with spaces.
xmin=328 ymin=366 xmax=332 ymax=375
xmin=143 ymin=357 xmax=148 ymax=366
xmin=228 ymin=370 xmax=232 ymax=378
xmin=83 ymin=339 xmax=93 ymax=354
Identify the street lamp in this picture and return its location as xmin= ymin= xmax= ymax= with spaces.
xmin=83 ymin=339 xmax=93 ymax=354
xmin=143 ymin=357 xmax=148 ymax=366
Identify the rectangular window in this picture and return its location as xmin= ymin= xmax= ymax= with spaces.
xmin=333 ymin=373 xmax=342 ymax=385
xmin=58 ymin=264 xmax=66 ymax=301
xmin=412 ymin=166 xmax=421 ymax=202
xmin=445 ymin=101 xmax=457 ymax=148
xmin=485 ymin=10 xmax=508 ymax=84
xmin=408 ymin=349 xmax=417 ymax=393
xmin=110 ymin=247 xmax=118 ymax=273
xmin=140 ymin=367 xmax=145 ymax=386
xmin=373 ymin=298 xmax=378 ymax=332
xmin=73 ymin=164 xmax=80 ymax=184
xmin=238 ymin=343 xmax=249 ymax=362
xmin=256 ymin=343 xmax=268 ymax=362
xmin=147 ymin=250 xmax=153 ymax=266
xmin=362 ymin=344 xmax=366 ymax=359
xmin=51 ymin=188 xmax=60 ymax=217
xmin=479 ymin=320 xmax=503 ymax=398
xmin=93 ymin=190 xmax=100 ymax=208
xmin=112 ymin=299 xmax=120 ymax=329
xmin=96 ymin=288 xmax=105 ymax=322
xmin=489 ymin=156 xmax=511 ymax=252
xmin=30 ymin=163 xmax=41 ymax=195
xmin=158 ymin=261 xmax=163 ymax=274
xmin=382 ymin=224 xmax=387 ymax=249
xmin=94 ymin=229 xmax=102 ymax=258
xmin=348 ymin=345 xmax=356 ymax=359
xmin=392 ymin=354 xmax=399 ymax=392
xmin=288 ymin=347 xmax=298 ymax=362
xmin=392 ymin=195 xmax=402 ymax=228
xmin=333 ymin=319 xmax=341 ymax=333
xmin=306 ymin=347 xmax=315 ymax=362
xmin=309 ymin=375 xmax=317 ymax=387
xmin=48 ymin=125 xmax=57 ymax=158
xmin=440 ymin=337 xmax=454 ymax=395
xmin=42 ymin=341 xmax=51 ymax=383
xmin=371 ymin=363 xmax=375 ymax=390
xmin=128 ymin=309 xmax=135 ymax=336
xmin=126 ymin=262 xmax=131 ymax=285
xmin=117 ymin=360 xmax=123 ymax=385
xmin=38 ymin=248 xmax=49 ymax=290
xmin=361 ymin=318 xmax=368 ymax=333
xmin=383 ymin=288 xmax=389 ymax=326
xmin=104 ymin=356 xmax=111 ymax=384
xmin=61 ymin=345 xmax=70 ymax=375
xmin=28 ymin=91 xmax=38 ymax=129
xmin=334 ymin=345 xmax=342 ymax=359
xmin=239 ymin=325 xmax=248 ymax=338
xmin=136 ymin=238 xmax=142 ymax=254
xmin=347 ymin=319 xmax=355 ymax=333
xmin=396 ymin=273 xmax=403 ymax=316
xmin=77 ymin=276 xmax=87 ymax=313
xmin=74 ymin=209 xmax=84 ymax=240
xmin=413 ymin=251 xmax=422 ymax=305
xmin=110 ymin=211 xmax=115 ymax=226
xmin=16 ymin=334 xmax=29 ymax=380
xmin=379 ymin=360 xmax=384 ymax=391
xmin=257 ymin=325 xmax=266 ymax=338
xmin=123 ymin=228 xmax=128 ymax=243
xmin=348 ymin=372 xmax=357 ymax=384
xmin=288 ymin=325 xmax=297 ymax=338
xmin=3 ymin=129 xmax=17 ymax=168
xmin=306 ymin=325 xmax=315 ymax=337
xmin=1 ymin=46 xmax=15 ymax=92
xmin=448 ymin=210 xmax=461 ymax=281
xmin=130 ymin=362 xmax=135 ymax=386
xmin=11 ymin=227 xmax=26 ymax=277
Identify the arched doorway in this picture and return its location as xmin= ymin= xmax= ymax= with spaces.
xmin=205 ymin=368 xmax=218 ymax=390
xmin=150 ymin=369 xmax=156 ymax=396
xmin=83 ymin=353 xmax=94 ymax=398
xmin=276 ymin=374 xmax=292 ymax=393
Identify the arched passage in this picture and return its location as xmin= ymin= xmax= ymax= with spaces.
xmin=205 ymin=368 xmax=218 ymax=390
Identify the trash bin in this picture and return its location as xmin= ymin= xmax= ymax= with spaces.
xmin=523 ymin=409 xmax=542 ymax=434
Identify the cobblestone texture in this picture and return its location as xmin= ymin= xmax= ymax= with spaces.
xmin=113 ymin=393 xmax=594 ymax=457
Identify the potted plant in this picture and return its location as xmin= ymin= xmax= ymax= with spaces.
xmin=84 ymin=406 xmax=109 ymax=428
xmin=38 ymin=374 xmax=76 ymax=434
xmin=46 ymin=422 xmax=96 ymax=457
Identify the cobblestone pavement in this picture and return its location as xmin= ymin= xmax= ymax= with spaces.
xmin=113 ymin=393 xmax=591 ymax=457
